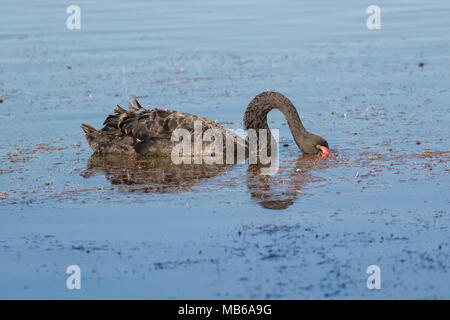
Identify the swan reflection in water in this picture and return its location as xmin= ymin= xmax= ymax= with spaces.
xmin=246 ymin=154 xmax=330 ymax=209
xmin=83 ymin=153 xmax=331 ymax=210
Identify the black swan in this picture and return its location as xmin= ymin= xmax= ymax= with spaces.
xmin=81 ymin=91 xmax=330 ymax=158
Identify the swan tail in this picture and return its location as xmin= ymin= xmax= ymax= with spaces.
xmin=81 ymin=122 xmax=136 ymax=154
xmin=81 ymin=123 xmax=104 ymax=152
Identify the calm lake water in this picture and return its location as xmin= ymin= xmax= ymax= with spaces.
xmin=0 ymin=0 xmax=449 ymax=298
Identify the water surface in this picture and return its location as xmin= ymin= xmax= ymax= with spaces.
xmin=0 ymin=0 xmax=449 ymax=299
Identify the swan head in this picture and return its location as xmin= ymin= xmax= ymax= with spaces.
xmin=301 ymin=134 xmax=330 ymax=157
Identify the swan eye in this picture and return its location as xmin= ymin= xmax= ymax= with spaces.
xmin=316 ymin=145 xmax=331 ymax=158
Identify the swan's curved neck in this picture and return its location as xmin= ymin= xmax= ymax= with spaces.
xmin=243 ymin=91 xmax=309 ymax=148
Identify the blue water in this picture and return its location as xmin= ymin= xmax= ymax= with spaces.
xmin=0 ymin=0 xmax=449 ymax=299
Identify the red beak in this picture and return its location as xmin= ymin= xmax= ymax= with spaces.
xmin=316 ymin=145 xmax=331 ymax=158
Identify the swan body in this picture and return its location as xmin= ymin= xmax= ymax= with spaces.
xmin=81 ymin=92 xmax=329 ymax=157
xmin=82 ymin=99 xmax=246 ymax=156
